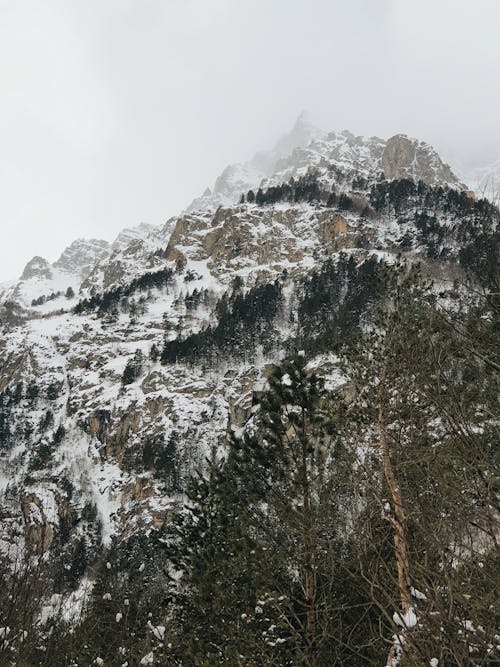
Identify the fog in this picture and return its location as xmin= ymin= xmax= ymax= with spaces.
xmin=1 ymin=0 xmax=499 ymax=281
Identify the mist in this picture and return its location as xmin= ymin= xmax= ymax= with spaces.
xmin=1 ymin=0 xmax=499 ymax=281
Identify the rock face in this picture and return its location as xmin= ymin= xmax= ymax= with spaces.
xmin=20 ymin=256 xmax=53 ymax=281
xmin=53 ymin=238 xmax=111 ymax=279
xmin=21 ymin=494 xmax=54 ymax=554
xmin=112 ymin=223 xmax=155 ymax=252
xmin=381 ymin=134 xmax=462 ymax=186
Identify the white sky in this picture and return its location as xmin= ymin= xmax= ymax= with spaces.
xmin=1 ymin=0 xmax=499 ymax=281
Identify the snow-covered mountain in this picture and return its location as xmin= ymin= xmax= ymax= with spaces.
xmin=0 ymin=116 xmax=497 ymax=645
xmin=0 ymin=115 xmax=468 ymax=314
xmin=186 ymin=111 xmax=325 ymax=212
xmin=0 ymin=224 xmax=157 ymax=310
xmin=188 ymin=114 xmax=464 ymax=213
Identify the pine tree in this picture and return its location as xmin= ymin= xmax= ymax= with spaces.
xmin=169 ymin=449 xmax=280 ymax=664
xmin=172 ymin=355 xmax=347 ymax=665
xmin=149 ymin=343 xmax=160 ymax=363
xmin=233 ymin=355 xmax=337 ymax=666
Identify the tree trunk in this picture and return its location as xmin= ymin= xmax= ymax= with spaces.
xmin=301 ymin=430 xmax=317 ymax=667
xmin=303 ymin=492 xmax=317 ymax=667
xmin=378 ymin=369 xmax=412 ymax=666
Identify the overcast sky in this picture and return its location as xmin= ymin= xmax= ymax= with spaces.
xmin=1 ymin=0 xmax=499 ymax=281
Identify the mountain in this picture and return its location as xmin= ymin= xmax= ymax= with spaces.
xmin=111 ymin=222 xmax=156 ymax=252
xmin=0 ymin=224 xmax=156 ymax=310
xmin=0 ymin=117 xmax=497 ymax=665
xmin=0 ymin=118 xmax=485 ymax=550
xmin=186 ymin=111 xmax=325 ymax=212
xmin=188 ymin=115 xmax=464 ymax=213
xmin=53 ymin=238 xmax=111 ymax=278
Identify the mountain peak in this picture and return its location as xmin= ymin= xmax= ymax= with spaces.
xmin=293 ymin=110 xmax=317 ymax=131
xmin=20 ymin=255 xmax=53 ymax=281
xmin=253 ymin=112 xmax=325 ymax=173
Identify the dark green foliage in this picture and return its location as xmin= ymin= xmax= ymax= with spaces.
xmin=31 ymin=291 xmax=63 ymax=307
xmin=413 ymin=210 xmax=445 ymax=257
xmin=142 ymin=435 xmax=180 ymax=490
xmin=67 ymin=534 xmax=171 ymax=665
xmin=65 ymin=286 xmax=75 ymax=299
xmin=39 ymin=409 xmax=54 ymax=432
xmin=66 ymin=537 xmax=89 ymax=589
xmin=294 ymin=253 xmax=390 ymax=353
xmin=352 ymin=175 xmax=369 ymax=190
xmin=29 ymin=439 xmax=54 ymax=470
xmin=184 ymin=287 xmax=204 ymax=310
xmin=149 ymin=342 xmax=160 ymax=362
xmin=0 ymin=409 xmax=10 ymax=446
xmin=11 ymin=382 xmax=23 ymax=404
xmin=26 ymin=381 xmax=39 ymax=402
xmin=338 ymin=192 xmax=353 ymax=210
xmin=161 ymin=280 xmax=283 ymax=365
xmin=170 ymin=356 xmax=386 ymax=665
xmin=46 ymin=382 xmax=60 ymax=401
xmin=53 ymin=424 xmax=66 ymax=444
xmin=169 ymin=448 xmax=290 ymax=665
xmin=2 ymin=172 xmax=499 ymax=664
xmin=459 ymin=229 xmax=500 ymax=290
xmin=121 ymin=349 xmax=144 ymax=385
xmin=246 ymin=171 xmax=325 ymax=207
xmin=370 ymin=178 xmax=418 ymax=213
xmin=371 ymin=177 xmax=498 ymax=222
xmin=74 ymin=267 xmax=173 ymax=315
xmin=326 ymin=190 xmax=337 ymax=207
xmin=337 ymin=264 xmax=500 ymax=664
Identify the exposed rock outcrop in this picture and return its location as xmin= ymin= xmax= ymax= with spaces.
xmin=20 ymin=256 xmax=53 ymax=281
xmin=381 ymin=134 xmax=462 ymax=187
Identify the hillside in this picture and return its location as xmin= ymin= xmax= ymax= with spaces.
xmin=0 ymin=118 xmax=498 ymax=666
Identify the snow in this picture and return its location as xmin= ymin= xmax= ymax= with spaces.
xmin=411 ymin=586 xmax=427 ymax=601
xmin=39 ymin=579 xmax=94 ymax=624
xmin=148 ymin=622 xmax=166 ymax=641
xmin=393 ymin=607 xmax=418 ymax=629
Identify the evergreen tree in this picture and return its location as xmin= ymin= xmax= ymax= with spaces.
xmin=122 ymin=349 xmax=145 ymax=386
xmin=149 ymin=343 xmax=160 ymax=363
xmin=171 ymin=356 xmax=356 ymax=665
